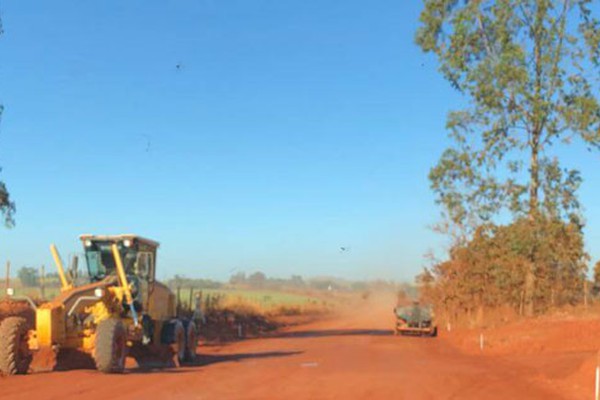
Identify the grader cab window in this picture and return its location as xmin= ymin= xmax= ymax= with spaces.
xmin=85 ymin=251 xmax=107 ymax=281
xmin=84 ymin=242 xmax=138 ymax=282
xmin=135 ymin=252 xmax=155 ymax=282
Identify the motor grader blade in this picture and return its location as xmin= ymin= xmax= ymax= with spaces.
xmin=127 ymin=344 xmax=179 ymax=370
xmin=29 ymin=347 xmax=57 ymax=373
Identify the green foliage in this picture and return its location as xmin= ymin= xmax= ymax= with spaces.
xmin=229 ymin=272 xmax=308 ymax=290
xmin=226 ymin=271 xmax=408 ymax=293
xmin=0 ymin=16 xmax=14 ymax=227
xmin=0 ymin=178 xmax=15 ymax=228
xmin=17 ymin=267 xmax=40 ymax=287
xmin=417 ymin=0 xmax=600 ymax=228
xmin=229 ymin=271 xmax=246 ymax=285
xmin=417 ymin=0 xmax=599 ymax=316
xmin=178 ymin=288 xmax=321 ymax=310
xmin=593 ymin=260 xmax=600 ymax=292
xmin=169 ymin=275 xmax=223 ymax=289
xmin=247 ymin=271 xmax=267 ymax=288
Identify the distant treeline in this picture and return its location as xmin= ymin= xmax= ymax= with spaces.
xmin=167 ymin=271 xmax=414 ymax=294
xmin=12 ymin=265 xmax=414 ymax=295
xmin=16 ymin=267 xmax=62 ymax=287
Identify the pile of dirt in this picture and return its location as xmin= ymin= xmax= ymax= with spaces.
xmin=195 ymin=298 xmax=336 ymax=343
xmin=200 ymin=309 xmax=279 ymax=342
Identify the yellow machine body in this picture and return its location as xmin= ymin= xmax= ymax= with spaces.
xmin=29 ymin=235 xmax=177 ymax=354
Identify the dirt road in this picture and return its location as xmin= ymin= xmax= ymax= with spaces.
xmin=0 ymin=296 xmax=567 ymax=400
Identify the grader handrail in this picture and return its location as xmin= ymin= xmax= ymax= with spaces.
xmin=67 ymin=295 xmax=100 ymax=318
xmin=5 ymin=292 xmax=37 ymax=310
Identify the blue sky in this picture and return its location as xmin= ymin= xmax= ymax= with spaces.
xmin=0 ymin=1 xmax=598 ymax=282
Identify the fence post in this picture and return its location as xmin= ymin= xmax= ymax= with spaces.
xmin=193 ymin=291 xmax=204 ymax=322
xmin=188 ymin=287 xmax=194 ymax=311
xmin=70 ymin=255 xmax=79 ymax=282
xmin=176 ymin=286 xmax=181 ymax=316
xmin=40 ymin=265 xmax=46 ymax=300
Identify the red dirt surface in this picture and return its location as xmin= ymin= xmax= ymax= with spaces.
xmin=446 ymin=314 xmax=600 ymax=399
xmin=0 ymin=293 xmax=575 ymax=399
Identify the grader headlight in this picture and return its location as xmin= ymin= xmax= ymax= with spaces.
xmin=94 ymin=288 xmax=104 ymax=298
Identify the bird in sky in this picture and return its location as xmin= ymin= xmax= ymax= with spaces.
xmin=142 ymin=134 xmax=151 ymax=153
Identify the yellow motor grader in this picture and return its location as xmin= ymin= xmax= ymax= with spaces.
xmin=0 ymin=234 xmax=198 ymax=374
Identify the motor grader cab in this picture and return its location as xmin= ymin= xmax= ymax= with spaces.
xmin=81 ymin=235 xmax=158 ymax=319
xmin=0 ymin=234 xmax=199 ymax=375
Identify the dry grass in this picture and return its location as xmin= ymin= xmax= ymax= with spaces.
xmin=191 ymin=291 xmax=333 ymax=342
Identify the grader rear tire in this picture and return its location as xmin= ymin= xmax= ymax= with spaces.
xmin=172 ymin=320 xmax=186 ymax=364
xmin=183 ymin=320 xmax=198 ymax=363
xmin=0 ymin=317 xmax=31 ymax=375
xmin=160 ymin=319 xmax=186 ymax=366
xmin=94 ymin=319 xmax=127 ymax=373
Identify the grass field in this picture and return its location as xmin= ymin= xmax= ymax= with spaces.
xmin=173 ymin=288 xmax=326 ymax=310
xmin=2 ymin=282 xmax=326 ymax=312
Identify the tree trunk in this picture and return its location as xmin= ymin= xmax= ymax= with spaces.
xmin=524 ymin=267 xmax=535 ymax=316
xmin=524 ymin=137 xmax=540 ymax=316
xmin=529 ymin=134 xmax=540 ymax=214
xmin=523 ymin=1 xmax=547 ymax=317
xmin=519 ymin=289 xmax=524 ymax=316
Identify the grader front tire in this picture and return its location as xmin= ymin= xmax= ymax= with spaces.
xmin=0 ymin=317 xmax=32 ymax=375
xmin=94 ymin=319 xmax=127 ymax=373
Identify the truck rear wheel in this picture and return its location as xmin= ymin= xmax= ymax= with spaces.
xmin=94 ymin=319 xmax=127 ymax=373
xmin=0 ymin=317 xmax=31 ymax=375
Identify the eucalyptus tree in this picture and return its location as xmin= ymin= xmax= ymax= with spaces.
xmin=416 ymin=1 xmax=600 ymax=314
